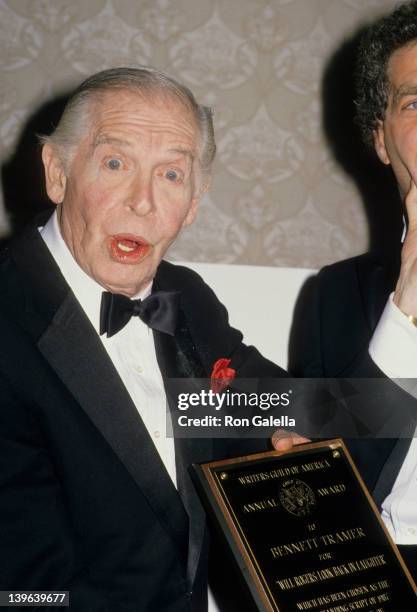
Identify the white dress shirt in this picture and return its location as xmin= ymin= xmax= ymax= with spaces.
xmin=369 ymin=294 xmax=417 ymax=543
xmin=39 ymin=212 xmax=220 ymax=611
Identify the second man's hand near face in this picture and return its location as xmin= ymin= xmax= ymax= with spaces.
xmin=393 ymin=181 xmax=417 ymax=317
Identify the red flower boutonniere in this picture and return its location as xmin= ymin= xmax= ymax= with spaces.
xmin=210 ymin=358 xmax=236 ymax=393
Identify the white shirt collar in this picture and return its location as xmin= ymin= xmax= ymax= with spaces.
xmin=39 ymin=211 xmax=152 ymax=334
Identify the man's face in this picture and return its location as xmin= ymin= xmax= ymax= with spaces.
xmin=374 ymin=41 xmax=417 ymax=198
xmin=43 ymin=89 xmax=204 ymax=296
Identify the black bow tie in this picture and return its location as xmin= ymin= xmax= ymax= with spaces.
xmin=100 ymin=290 xmax=180 ymax=338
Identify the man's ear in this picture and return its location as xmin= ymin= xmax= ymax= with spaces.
xmin=42 ymin=144 xmax=67 ymax=204
xmin=182 ymin=196 xmax=199 ymax=227
xmin=373 ymin=120 xmax=390 ymax=165
xmin=182 ymin=177 xmax=211 ymax=227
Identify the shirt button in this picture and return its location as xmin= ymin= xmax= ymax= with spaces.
xmin=154 ymin=431 xmax=160 ymax=438
xmin=136 ymin=366 xmax=143 ymax=374
xmin=408 ymin=527 xmax=416 ymax=535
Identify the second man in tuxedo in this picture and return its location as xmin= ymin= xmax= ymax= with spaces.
xmin=291 ymin=0 xmax=417 ymax=579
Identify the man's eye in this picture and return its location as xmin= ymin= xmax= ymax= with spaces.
xmin=106 ymin=158 xmax=122 ymax=170
xmin=165 ymin=169 xmax=180 ymax=181
xmin=405 ymin=101 xmax=417 ymax=110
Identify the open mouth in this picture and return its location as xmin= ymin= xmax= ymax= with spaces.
xmin=109 ymin=235 xmax=152 ymax=263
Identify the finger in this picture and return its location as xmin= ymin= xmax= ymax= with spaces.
xmin=404 ymin=179 xmax=417 ymax=231
xmin=272 ymin=435 xmax=310 ymax=451
xmin=272 ymin=436 xmax=295 ymax=451
xmin=271 ymin=430 xmax=310 ymax=451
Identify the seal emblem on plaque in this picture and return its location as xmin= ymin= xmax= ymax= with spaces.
xmin=279 ymin=479 xmax=316 ymax=517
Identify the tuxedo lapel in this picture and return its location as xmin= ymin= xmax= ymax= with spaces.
xmin=152 ymin=308 xmax=207 ymax=380
xmin=7 ymin=226 xmax=189 ymax=563
xmin=354 ymin=256 xmax=413 ymax=509
xmin=153 ymin=275 xmax=213 ymax=588
xmin=356 ymin=255 xmax=398 ymax=333
xmin=373 ymin=438 xmax=412 ymax=508
xmin=38 ymin=295 xmax=189 ymax=557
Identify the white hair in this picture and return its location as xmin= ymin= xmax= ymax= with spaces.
xmin=40 ymin=66 xmax=216 ymax=179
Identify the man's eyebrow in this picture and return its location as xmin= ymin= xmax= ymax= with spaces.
xmin=92 ymin=135 xmax=134 ymax=149
xmin=392 ymin=83 xmax=417 ymax=107
xmin=91 ymin=139 xmax=195 ymax=161
xmin=167 ymin=148 xmax=195 ymax=162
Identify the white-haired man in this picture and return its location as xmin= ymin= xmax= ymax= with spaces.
xmin=0 ymin=67 xmax=286 ymax=611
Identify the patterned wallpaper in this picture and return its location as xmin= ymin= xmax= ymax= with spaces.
xmin=0 ymin=0 xmax=401 ymax=268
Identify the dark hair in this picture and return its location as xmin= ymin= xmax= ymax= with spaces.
xmin=355 ymin=0 xmax=417 ymax=146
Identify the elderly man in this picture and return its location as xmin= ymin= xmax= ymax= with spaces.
xmin=0 ymin=67 xmax=285 ymax=611
xmin=291 ymin=0 xmax=417 ymax=579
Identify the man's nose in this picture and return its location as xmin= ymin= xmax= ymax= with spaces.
xmin=126 ymin=174 xmax=154 ymax=216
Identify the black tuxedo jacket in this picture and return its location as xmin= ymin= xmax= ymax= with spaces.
xmin=289 ymin=252 xmax=416 ymax=508
xmin=0 ymin=222 xmax=285 ymax=611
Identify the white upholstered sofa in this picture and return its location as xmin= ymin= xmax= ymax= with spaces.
xmin=174 ymin=262 xmax=316 ymax=369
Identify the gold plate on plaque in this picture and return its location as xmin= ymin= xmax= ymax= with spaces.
xmin=193 ymin=439 xmax=417 ymax=611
